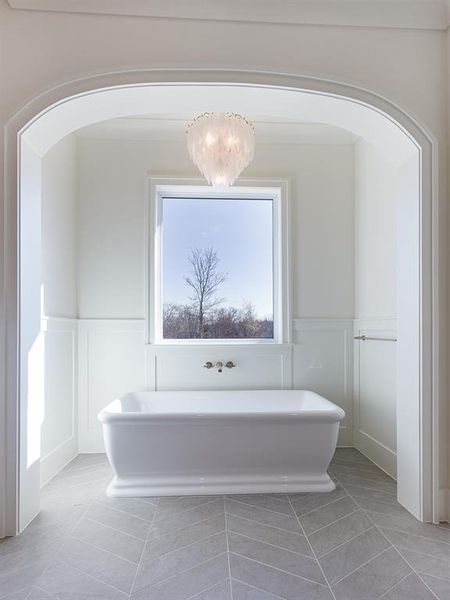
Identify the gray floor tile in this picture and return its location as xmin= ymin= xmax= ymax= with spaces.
xmin=225 ymin=498 xmax=302 ymax=533
xmin=420 ymin=573 xmax=450 ymax=599
xmin=191 ymin=578 xmax=231 ymax=599
xmin=38 ymin=560 xmax=128 ymax=599
xmin=319 ymin=527 xmax=390 ymax=585
xmin=0 ymin=538 xmax=60 ymax=576
xmin=366 ymin=510 xmax=450 ymax=544
xmin=290 ymin=485 xmax=348 ymax=516
xmin=228 ymin=531 xmax=326 ymax=585
xmin=154 ymin=496 xmax=218 ymax=521
xmin=0 ymin=562 xmax=48 ymax=599
xmin=26 ymin=588 xmax=55 ymax=600
xmin=332 ymin=547 xmax=411 ymax=600
xmin=229 ymin=553 xmax=333 ymax=600
xmin=332 ymin=464 xmax=393 ymax=481
xmin=381 ymin=572 xmax=437 ymax=599
xmin=335 ymin=472 xmax=397 ymax=494
xmin=144 ymin=513 xmax=225 ymax=562
xmin=149 ymin=499 xmax=224 ymax=537
xmin=72 ymin=518 xmax=144 ymax=563
xmin=85 ymin=502 xmax=151 ymax=540
xmin=226 ymin=513 xmax=313 ymax=557
xmin=5 ymin=449 xmax=450 ymax=600
xmin=309 ymin=510 xmax=373 ymax=556
xmin=134 ymin=531 xmax=227 ymax=593
xmin=381 ymin=528 xmax=450 ymax=560
xmin=354 ymin=497 xmax=410 ymax=518
xmin=232 ymin=578 xmax=283 ymax=599
xmin=300 ymin=496 xmax=358 ymax=535
xmin=395 ymin=547 xmax=450 ymax=581
xmin=131 ymin=553 xmax=229 ymax=600
xmin=59 ymin=536 xmax=137 ymax=593
xmin=1 ymin=589 xmax=33 ymax=600
xmin=342 ymin=484 xmax=398 ymax=505
xmin=226 ymin=494 xmax=293 ymax=515
xmin=98 ymin=497 xmax=158 ymax=521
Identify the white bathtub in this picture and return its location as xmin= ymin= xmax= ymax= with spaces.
xmin=98 ymin=389 xmax=345 ymax=497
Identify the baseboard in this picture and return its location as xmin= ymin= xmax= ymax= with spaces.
xmin=355 ymin=429 xmax=397 ymax=480
xmin=40 ymin=435 xmax=78 ymax=487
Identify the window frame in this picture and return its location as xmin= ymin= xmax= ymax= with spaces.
xmin=146 ymin=177 xmax=291 ymax=345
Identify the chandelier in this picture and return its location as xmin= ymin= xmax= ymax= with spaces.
xmin=186 ymin=112 xmax=255 ymax=188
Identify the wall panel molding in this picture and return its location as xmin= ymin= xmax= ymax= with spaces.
xmin=292 ymin=318 xmax=354 ymax=447
xmin=353 ymin=317 xmax=397 ymax=478
xmin=40 ymin=316 xmax=78 ymax=486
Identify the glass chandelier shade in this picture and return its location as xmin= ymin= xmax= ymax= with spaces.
xmin=186 ymin=112 xmax=255 ymax=188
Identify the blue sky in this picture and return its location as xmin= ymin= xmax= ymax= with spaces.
xmin=162 ymin=197 xmax=274 ymax=318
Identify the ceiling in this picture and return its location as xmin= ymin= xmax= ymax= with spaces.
xmin=76 ymin=115 xmax=357 ymax=146
xmin=7 ymin=0 xmax=450 ymax=31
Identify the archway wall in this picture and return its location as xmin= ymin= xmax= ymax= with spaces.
xmin=0 ymin=0 xmax=447 ymax=534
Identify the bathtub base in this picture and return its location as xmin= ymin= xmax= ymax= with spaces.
xmin=106 ymin=472 xmax=336 ymax=497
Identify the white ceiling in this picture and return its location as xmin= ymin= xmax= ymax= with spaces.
xmin=76 ymin=115 xmax=357 ymax=146
xmin=7 ymin=0 xmax=450 ymax=31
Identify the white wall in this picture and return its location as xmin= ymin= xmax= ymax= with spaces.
xmin=353 ymin=139 xmax=398 ymax=477
xmin=77 ymin=137 xmax=355 ymax=320
xmin=76 ymin=135 xmax=355 ymax=450
xmin=40 ymin=135 xmax=78 ymax=485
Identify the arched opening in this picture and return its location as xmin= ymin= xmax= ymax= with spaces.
xmin=2 ymin=74 xmax=440 ymax=539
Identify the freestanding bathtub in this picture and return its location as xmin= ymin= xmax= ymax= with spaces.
xmin=98 ymin=389 xmax=345 ymax=497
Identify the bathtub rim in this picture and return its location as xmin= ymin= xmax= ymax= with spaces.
xmin=97 ymin=389 xmax=346 ymax=425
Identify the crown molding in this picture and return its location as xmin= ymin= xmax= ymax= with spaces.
xmin=6 ymin=0 xmax=450 ymax=31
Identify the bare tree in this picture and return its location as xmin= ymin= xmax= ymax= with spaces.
xmin=184 ymin=247 xmax=227 ymax=338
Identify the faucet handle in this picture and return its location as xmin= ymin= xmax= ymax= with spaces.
xmin=203 ymin=361 xmax=214 ymax=369
xmin=225 ymin=361 xmax=236 ymax=369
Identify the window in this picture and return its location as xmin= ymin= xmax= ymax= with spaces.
xmin=149 ymin=181 xmax=289 ymax=343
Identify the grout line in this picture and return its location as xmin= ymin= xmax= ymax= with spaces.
xmin=393 ymin=547 xmax=441 ymax=600
xmin=56 ymin=557 xmax=130 ymax=596
xmin=153 ymin=498 xmax=221 ymax=523
xmin=142 ymin=529 xmax=226 ymax=565
xmin=80 ymin=516 xmax=148 ymax=542
xmin=375 ymin=572 xmax=417 ymax=600
xmin=417 ymin=570 xmax=450 ymax=584
xmin=375 ymin=523 xmax=450 ymax=548
xmin=305 ymin=508 xmax=361 ymax=536
xmin=228 ymin=529 xmax=315 ymax=561
xmin=224 ymin=506 xmax=299 ymax=535
xmin=286 ymin=494 xmax=338 ymax=600
xmin=229 ymin=550 xmax=329 ymax=589
xmin=70 ymin=534 xmax=137 ymax=565
xmin=149 ymin=508 xmax=225 ymax=539
xmin=225 ymin=510 xmax=308 ymax=537
xmin=318 ymin=525 xmax=375 ymax=559
xmin=225 ymin=497 xmax=299 ymax=519
xmin=336 ymin=477 xmax=440 ymax=600
xmin=92 ymin=500 xmax=154 ymax=524
xmin=224 ymin=496 xmax=292 ymax=517
xmin=129 ymin=495 xmax=161 ymax=597
xmin=224 ymin=499 xmax=234 ymax=600
xmin=232 ymin=576 xmax=285 ymax=599
xmin=34 ymin=474 xmax=104 ymax=594
xmin=185 ymin=577 xmax=231 ymax=600
xmin=331 ymin=546 xmax=392 ymax=586
xmin=290 ymin=492 xmax=350 ymax=518
xmin=142 ymin=552 xmax=229 ymax=593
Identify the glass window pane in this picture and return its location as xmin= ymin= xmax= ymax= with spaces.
xmin=161 ymin=196 xmax=274 ymax=339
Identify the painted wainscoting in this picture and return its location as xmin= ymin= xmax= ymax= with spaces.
xmin=77 ymin=318 xmax=354 ymax=452
xmin=353 ymin=318 xmax=397 ymax=479
xmin=292 ymin=319 xmax=354 ymax=447
xmin=40 ymin=317 xmax=78 ymax=486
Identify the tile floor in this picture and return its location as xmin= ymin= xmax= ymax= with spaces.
xmin=1 ymin=449 xmax=449 ymax=599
